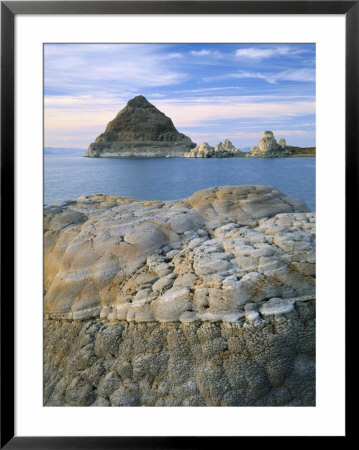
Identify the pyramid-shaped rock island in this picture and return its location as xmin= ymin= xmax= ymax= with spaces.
xmin=85 ymin=95 xmax=196 ymax=158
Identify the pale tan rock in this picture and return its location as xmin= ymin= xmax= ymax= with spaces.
xmin=259 ymin=297 xmax=295 ymax=316
xmin=278 ymin=138 xmax=287 ymax=148
xmin=152 ymin=274 xmax=175 ymax=293
xmin=184 ymin=139 xmax=245 ymax=158
xmin=184 ymin=142 xmax=214 ymax=158
xmin=44 ymin=186 xmax=314 ymax=322
xmin=248 ymin=131 xmax=292 ymax=158
xmin=153 ymin=287 xmax=192 ymax=322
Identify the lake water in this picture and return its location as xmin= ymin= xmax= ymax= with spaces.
xmin=44 ymin=155 xmax=316 ymax=211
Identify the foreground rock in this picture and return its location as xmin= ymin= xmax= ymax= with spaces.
xmin=44 ymin=186 xmax=313 ymax=321
xmin=184 ymin=140 xmax=245 ymax=158
xmin=85 ymin=95 xmax=196 ymax=158
xmin=44 ymin=186 xmax=315 ymax=406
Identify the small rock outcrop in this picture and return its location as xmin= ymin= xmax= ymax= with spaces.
xmin=184 ymin=142 xmax=213 ymax=158
xmin=184 ymin=139 xmax=244 ymax=158
xmin=85 ymin=95 xmax=196 ymax=157
xmin=278 ymin=138 xmax=287 ymax=148
xmin=44 ymin=186 xmax=315 ymax=406
xmin=248 ymin=131 xmax=292 ymax=158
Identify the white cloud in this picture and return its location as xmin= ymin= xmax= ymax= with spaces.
xmin=190 ymin=49 xmax=211 ymax=56
xmin=190 ymin=49 xmax=222 ymax=58
xmin=275 ymin=68 xmax=316 ymax=83
xmin=235 ymin=46 xmax=302 ymax=60
xmin=156 ymin=98 xmax=315 ymax=127
xmin=45 ymin=95 xmax=112 ymax=106
xmin=273 ymin=129 xmax=316 ymax=137
xmin=44 ymin=45 xmax=188 ymax=94
xmin=167 ymin=53 xmax=183 ymax=59
xmin=173 ymin=86 xmax=243 ymax=95
xmin=204 ymin=68 xmax=315 ymax=84
xmin=230 ymin=71 xmax=270 ymax=82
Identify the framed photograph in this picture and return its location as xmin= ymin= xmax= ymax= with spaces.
xmin=1 ymin=1 xmax=353 ymax=446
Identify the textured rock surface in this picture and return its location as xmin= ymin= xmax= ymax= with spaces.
xmin=44 ymin=300 xmax=315 ymax=406
xmin=184 ymin=140 xmax=244 ymax=158
xmin=85 ymin=96 xmax=196 ymax=157
xmin=44 ymin=186 xmax=315 ymax=406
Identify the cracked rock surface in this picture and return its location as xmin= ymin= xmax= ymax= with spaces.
xmin=44 ymin=185 xmax=315 ymax=406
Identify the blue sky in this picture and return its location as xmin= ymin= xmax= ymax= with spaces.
xmin=44 ymin=43 xmax=315 ymax=149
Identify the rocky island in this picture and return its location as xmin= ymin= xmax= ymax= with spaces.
xmin=247 ymin=131 xmax=316 ymax=158
xmin=44 ymin=185 xmax=315 ymax=406
xmin=85 ymin=95 xmax=196 ymax=158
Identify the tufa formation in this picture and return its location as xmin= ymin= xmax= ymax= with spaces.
xmin=247 ymin=131 xmax=292 ymax=158
xmin=247 ymin=131 xmax=316 ymax=158
xmin=184 ymin=139 xmax=245 ymax=158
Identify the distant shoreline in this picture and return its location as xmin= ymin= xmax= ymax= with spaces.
xmin=82 ymin=154 xmax=316 ymax=159
xmin=45 ymin=147 xmax=316 ymax=159
xmin=45 ymin=151 xmax=316 ymax=159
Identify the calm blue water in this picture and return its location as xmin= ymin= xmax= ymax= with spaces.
xmin=44 ymin=155 xmax=315 ymax=211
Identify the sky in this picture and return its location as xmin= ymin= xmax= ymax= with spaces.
xmin=44 ymin=43 xmax=316 ymax=149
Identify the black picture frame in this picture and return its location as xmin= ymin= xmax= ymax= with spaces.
xmin=1 ymin=1 xmax=354 ymax=447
